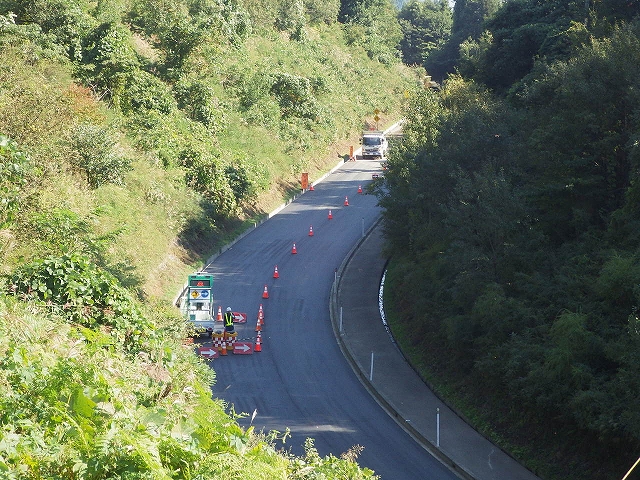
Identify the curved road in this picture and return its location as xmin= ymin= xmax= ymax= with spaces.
xmin=205 ymin=158 xmax=458 ymax=479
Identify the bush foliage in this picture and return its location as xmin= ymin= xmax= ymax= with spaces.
xmin=378 ymin=16 xmax=640 ymax=480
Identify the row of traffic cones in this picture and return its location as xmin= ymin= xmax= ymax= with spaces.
xmin=251 ymin=183 xmax=363 ymax=354
xmin=255 ymin=303 xmax=264 ymax=352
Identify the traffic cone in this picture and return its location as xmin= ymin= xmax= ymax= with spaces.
xmin=254 ymin=332 xmax=262 ymax=352
xmin=309 ymin=183 xmax=314 ymax=191
xmin=255 ymin=316 xmax=262 ymax=332
xmin=357 ymin=185 xmax=363 ymax=194
xmin=292 ymin=242 xmax=297 ymax=254
xmin=308 ymin=225 xmax=314 ymax=236
xmin=220 ymin=341 xmax=227 ymax=356
xmin=262 ymin=284 xmax=269 ymax=299
xmin=344 ymin=196 xmax=349 ymax=206
xmin=328 ymin=209 xmax=333 ymax=220
xmin=217 ymin=305 xmax=223 ymax=322
xmin=273 ymin=265 xmax=279 ymax=278
xmin=257 ymin=304 xmax=264 ymax=324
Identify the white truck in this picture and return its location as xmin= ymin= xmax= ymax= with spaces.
xmin=360 ymin=130 xmax=388 ymax=159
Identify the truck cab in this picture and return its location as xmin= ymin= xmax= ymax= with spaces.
xmin=361 ymin=131 xmax=388 ymax=159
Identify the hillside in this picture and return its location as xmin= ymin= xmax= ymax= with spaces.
xmin=0 ymin=0 xmax=420 ymax=477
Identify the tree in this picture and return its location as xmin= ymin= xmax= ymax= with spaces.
xmin=339 ymin=0 xmax=403 ymax=63
xmin=426 ymin=0 xmax=500 ymax=79
xmin=398 ymin=0 xmax=452 ymax=66
xmin=478 ymin=0 xmax=588 ymax=91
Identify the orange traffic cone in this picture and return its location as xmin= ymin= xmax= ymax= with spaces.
xmin=308 ymin=225 xmax=314 ymax=236
xmin=254 ymin=332 xmax=262 ymax=352
xmin=344 ymin=196 xmax=349 ymax=206
xmin=309 ymin=183 xmax=314 ymax=191
xmin=328 ymin=209 xmax=333 ymax=220
xmin=220 ymin=341 xmax=227 ymax=356
xmin=255 ymin=316 xmax=262 ymax=332
xmin=357 ymin=185 xmax=363 ymax=194
xmin=217 ymin=305 xmax=223 ymax=322
xmin=273 ymin=265 xmax=279 ymax=278
xmin=262 ymin=284 xmax=269 ymax=299
xmin=257 ymin=304 xmax=264 ymax=324
xmin=292 ymin=242 xmax=297 ymax=254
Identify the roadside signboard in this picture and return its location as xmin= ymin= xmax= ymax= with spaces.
xmin=198 ymin=347 xmax=219 ymax=359
xmin=232 ymin=312 xmax=247 ymax=323
xmin=233 ymin=342 xmax=253 ymax=355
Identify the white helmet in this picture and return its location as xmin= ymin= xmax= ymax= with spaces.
xmin=226 ymin=307 xmax=232 ymax=312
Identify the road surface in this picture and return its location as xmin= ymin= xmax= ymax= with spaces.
xmin=205 ymin=158 xmax=458 ymax=479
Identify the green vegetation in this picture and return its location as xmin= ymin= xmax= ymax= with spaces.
xmin=7 ymin=0 xmax=637 ymax=476
xmin=378 ymin=2 xmax=640 ymax=479
xmin=0 ymin=0 xmax=418 ymax=476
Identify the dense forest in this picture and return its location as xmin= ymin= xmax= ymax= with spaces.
xmin=380 ymin=1 xmax=640 ymax=479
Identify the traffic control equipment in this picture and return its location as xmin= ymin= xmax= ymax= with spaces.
xmin=217 ymin=305 xmax=223 ymax=322
xmin=262 ymin=284 xmax=269 ymax=299
xmin=220 ymin=341 xmax=227 ymax=356
xmin=254 ymin=332 xmax=262 ymax=352
xmin=255 ymin=315 xmax=262 ymax=332
xmin=292 ymin=242 xmax=298 ymax=254
xmin=273 ymin=265 xmax=279 ymax=278
xmin=257 ymin=303 xmax=264 ymax=322
xmin=328 ymin=209 xmax=333 ymax=220
xmin=357 ymin=185 xmax=363 ymax=194
xmin=309 ymin=183 xmax=314 ymax=191
xmin=308 ymin=225 xmax=314 ymax=236
xmin=225 ymin=331 xmax=237 ymax=350
xmin=344 ymin=196 xmax=349 ymax=206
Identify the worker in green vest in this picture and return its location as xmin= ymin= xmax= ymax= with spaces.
xmin=224 ymin=307 xmax=235 ymax=333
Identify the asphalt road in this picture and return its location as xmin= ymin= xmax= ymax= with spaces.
xmin=205 ymin=158 xmax=458 ymax=479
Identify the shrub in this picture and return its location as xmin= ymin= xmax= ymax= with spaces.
xmin=6 ymin=252 xmax=153 ymax=351
xmin=122 ymin=69 xmax=176 ymax=114
xmin=174 ymin=79 xmax=225 ymax=131
xmin=270 ymin=72 xmax=319 ymax=120
xmin=70 ymin=123 xmax=131 ymax=188
xmin=0 ymin=134 xmax=33 ymax=227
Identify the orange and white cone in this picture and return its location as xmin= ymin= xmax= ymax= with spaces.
xmin=273 ymin=265 xmax=279 ymax=278
xmin=328 ymin=209 xmax=333 ymax=220
xmin=357 ymin=185 xmax=363 ymax=194
xmin=344 ymin=196 xmax=349 ymax=206
xmin=262 ymin=284 xmax=269 ymax=299
xmin=217 ymin=305 xmax=223 ymax=322
xmin=309 ymin=183 xmax=314 ymax=191
xmin=255 ymin=316 xmax=262 ymax=332
xmin=258 ymin=303 xmax=264 ymax=322
xmin=254 ymin=332 xmax=262 ymax=352
xmin=292 ymin=242 xmax=297 ymax=254
xmin=308 ymin=225 xmax=314 ymax=236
